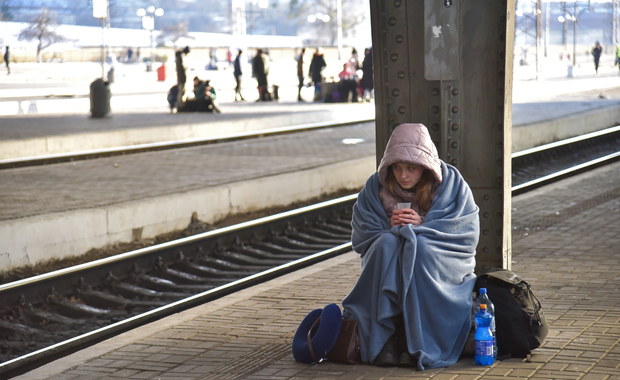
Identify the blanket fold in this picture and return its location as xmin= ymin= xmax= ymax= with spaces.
xmin=342 ymin=162 xmax=479 ymax=370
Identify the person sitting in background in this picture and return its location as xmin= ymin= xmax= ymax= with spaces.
xmin=167 ymin=85 xmax=179 ymax=113
xmin=203 ymin=80 xmax=221 ymax=113
xmin=337 ymin=62 xmax=359 ymax=102
xmin=178 ymin=77 xmax=220 ymax=113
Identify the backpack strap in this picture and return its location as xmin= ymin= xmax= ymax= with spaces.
xmin=524 ymin=282 xmax=544 ymax=326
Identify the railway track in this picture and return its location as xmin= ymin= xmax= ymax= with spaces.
xmin=0 ymin=125 xmax=618 ymax=377
xmin=511 ymin=125 xmax=620 ymax=192
xmin=0 ymin=119 xmax=373 ymax=170
xmin=0 ymin=196 xmax=356 ymax=377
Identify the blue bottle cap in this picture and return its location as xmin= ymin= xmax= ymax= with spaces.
xmin=479 ymin=288 xmax=487 ymax=294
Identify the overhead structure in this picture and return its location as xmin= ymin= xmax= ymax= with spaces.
xmin=369 ymin=0 xmax=515 ymax=272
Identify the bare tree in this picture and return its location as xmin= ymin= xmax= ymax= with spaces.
xmin=18 ymin=8 xmax=70 ymax=62
xmin=158 ymin=22 xmax=193 ymax=48
xmin=0 ymin=0 xmax=13 ymax=21
xmin=289 ymin=0 xmax=366 ymax=46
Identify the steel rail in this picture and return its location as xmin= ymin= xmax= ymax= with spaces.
xmin=511 ymin=151 xmax=620 ymax=194
xmin=511 ymin=125 xmax=620 ymax=194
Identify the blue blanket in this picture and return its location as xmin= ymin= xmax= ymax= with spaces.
xmin=342 ymin=162 xmax=479 ymax=369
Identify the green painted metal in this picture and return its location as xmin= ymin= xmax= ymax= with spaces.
xmin=368 ymin=0 xmax=515 ymax=271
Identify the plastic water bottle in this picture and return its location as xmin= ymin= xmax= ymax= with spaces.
xmin=474 ymin=304 xmax=495 ymax=366
xmin=475 ymin=288 xmax=497 ymax=358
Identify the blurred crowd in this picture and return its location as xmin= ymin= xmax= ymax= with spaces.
xmin=165 ymin=45 xmax=375 ymax=113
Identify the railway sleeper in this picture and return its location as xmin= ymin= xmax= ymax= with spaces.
xmin=134 ymin=273 xmax=206 ymax=293
xmin=0 ymin=318 xmax=45 ymax=337
xmin=154 ymin=257 xmax=216 ymax=284
xmin=110 ymin=280 xmax=186 ymax=301
xmin=290 ymin=231 xmax=348 ymax=245
xmin=217 ymin=250 xmax=287 ymax=266
xmin=312 ymin=221 xmax=353 ymax=235
xmin=47 ymin=291 xmax=114 ymax=318
xmin=174 ymin=252 xmax=241 ymax=278
xmin=197 ymin=256 xmax=263 ymax=273
xmin=268 ymin=235 xmax=334 ymax=251
xmin=235 ymin=245 xmax=301 ymax=261
xmin=216 ymin=238 xmax=301 ymax=261
xmin=250 ymin=241 xmax=318 ymax=256
xmin=21 ymin=307 xmax=87 ymax=327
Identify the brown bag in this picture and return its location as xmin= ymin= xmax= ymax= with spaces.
xmin=326 ymin=318 xmax=362 ymax=364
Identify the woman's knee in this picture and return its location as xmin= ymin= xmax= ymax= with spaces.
xmin=375 ymin=233 xmax=399 ymax=247
xmin=363 ymin=233 xmax=400 ymax=263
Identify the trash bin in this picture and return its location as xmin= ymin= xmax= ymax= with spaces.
xmin=272 ymin=84 xmax=279 ymax=100
xmin=90 ymin=78 xmax=111 ymax=118
xmin=157 ymin=64 xmax=166 ymax=81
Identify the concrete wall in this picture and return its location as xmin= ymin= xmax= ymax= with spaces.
xmin=513 ymin=106 xmax=620 ymax=151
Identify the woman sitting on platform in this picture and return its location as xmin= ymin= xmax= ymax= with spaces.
xmin=179 ymin=77 xmax=220 ymax=113
xmin=342 ymin=123 xmax=479 ymax=369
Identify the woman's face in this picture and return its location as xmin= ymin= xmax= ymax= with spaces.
xmin=391 ymin=162 xmax=424 ymax=190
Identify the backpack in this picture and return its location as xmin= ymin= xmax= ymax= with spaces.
xmin=475 ymin=269 xmax=548 ymax=359
xmin=167 ymin=85 xmax=179 ymax=108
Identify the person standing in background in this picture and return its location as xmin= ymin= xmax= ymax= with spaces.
xmin=349 ymin=47 xmax=360 ymax=73
xmin=308 ymin=48 xmax=326 ymax=101
xmin=4 ymin=46 xmax=10 ymax=75
xmin=296 ymin=47 xmax=306 ymax=101
xmin=233 ymin=49 xmax=245 ymax=101
xmin=615 ymin=45 xmax=620 ymax=74
xmin=226 ymin=48 xmax=233 ymax=66
xmin=591 ymin=41 xmax=603 ymax=74
xmin=361 ymin=47 xmax=374 ymax=101
xmin=252 ymin=48 xmax=269 ymax=101
xmin=175 ymin=46 xmax=190 ymax=109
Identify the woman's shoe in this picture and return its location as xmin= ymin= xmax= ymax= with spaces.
xmin=374 ymin=335 xmax=400 ymax=366
xmin=398 ymin=352 xmax=417 ymax=367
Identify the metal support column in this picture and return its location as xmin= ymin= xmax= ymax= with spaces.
xmin=369 ymin=0 xmax=515 ymax=272
xmin=614 ymin=0 xmax=620 ymax=46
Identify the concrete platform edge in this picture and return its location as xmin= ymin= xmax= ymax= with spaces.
xmin=0 ymin=158 xmax=374 ymax=271
xmin=512 ymin=105 xmax=620 ymax=151
xmin=0 ymin=108 xmax=376 ymax=160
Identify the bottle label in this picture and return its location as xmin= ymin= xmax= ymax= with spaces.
xmin=475 ymin=340 xmax=494 ymax=357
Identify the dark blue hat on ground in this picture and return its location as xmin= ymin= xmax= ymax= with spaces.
xmin=292 ymin=303 xmax=343 ymax=363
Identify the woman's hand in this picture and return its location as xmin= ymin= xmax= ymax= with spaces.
xmin=391 ymin=208 xmax=424 ymax=227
